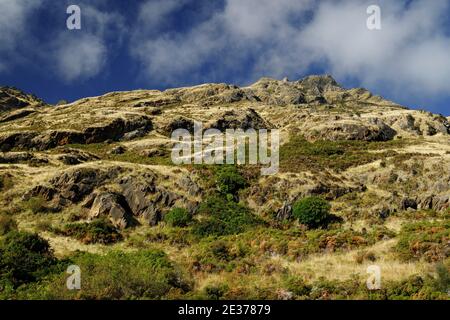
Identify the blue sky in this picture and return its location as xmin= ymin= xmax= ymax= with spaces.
xmin=0 ymin=0 xmax=449 ymax=115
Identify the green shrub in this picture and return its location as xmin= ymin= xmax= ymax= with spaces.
xmin=215 ymin=166 xmax=247 ymax=196
xmin=164 ymin=208 xmax=192 ymax=227
xmin=284 ymin=276 xmax=312 ymax=297
xmin=292 ymin=197 xmax=331 ymax=228
xmin=0 ymin=214 xmax=17 ymax=236
xmin=0 ymin=231 xmax=56 ymax=287
xmin=192 ymin=196 xmax=261 ymax=237
xmin=59 ymin=218 xmax=122 ymax=244
xmin=204 ymin=283 xmax=228 ymax=300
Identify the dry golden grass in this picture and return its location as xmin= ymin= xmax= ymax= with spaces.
xmin=279 ymin=239 xmax=430 ymax=282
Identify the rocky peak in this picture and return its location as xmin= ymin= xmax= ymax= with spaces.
xmin=297 ymin=75 xmax=342 ymax=94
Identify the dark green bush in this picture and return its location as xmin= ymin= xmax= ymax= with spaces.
xmin=0 ymin=231 xmax=56 ymax=287
xmin=215 ymin=166 xmax=247 ymax=196
xmin=0 ymin=214 xmax=17 ymax=236
xmin=164 ymin=208 xmax=192 ymax=227
xmin=59 ymin=218 xmax=122 ymax=244
xmin=192 ymin=196 xmax=261 ymax=237
xmin=292 ymin=196 xmax=331 ymax=228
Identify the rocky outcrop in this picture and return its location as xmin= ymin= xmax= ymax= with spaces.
xmin=0 ymin=115 xmax=153 ymax=151
xmin=57 ymin=149 xmax=100 ymax=165
xmin=178 ymin=175 xmax=201 ymax=196
xmin=109 ymin=145 xmax=127 ymax=155
xmin=88 ymin=192 xmax=136 ymax=229
xmin=119 ymin=173 xmax=181 ymax=226
xmin=0 ymin=152 xmax=34 ymax=164
xmin=416 ymin=194 xmax=449 ymax=211
xmin=0 ymin=86 xmax=46 ymax=113
xmin=0 ymin=109 xmax=36 ymax=123
xmin=208 ymin=108 xmax=271 ymax=131
xmin=166 ymin=83 xmax=259 ymax=106
xmin=23 ymin=185 xmax=57 ymax=202
xmin=48 ymin=167 xmax=122 ymax=203
xmin=164 ymin=116 xmax=195 ymax=136
xmin=384 ymin=113 xmax=449 ymax=136
xmin=305 ymin=118 xmax=397 ymax=142
xmin=275 ymin=202 xmax=293 ymax=221
xmin=400 ymin=198 xmax=418 ymax=211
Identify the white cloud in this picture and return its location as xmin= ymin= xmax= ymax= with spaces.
xmin=50 ymin=3 xmax=126 ymax=82
xmin=0 ymin=0 xmax=44 ymax=72
xmin=54 ymin=34 xmax=107 ymax=82
xmin=299 ymin=0 xmax=450 ymax=99
xmin=131 ymin=0 xmax=450 ymax=104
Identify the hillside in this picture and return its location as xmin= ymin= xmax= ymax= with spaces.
xmin=0 ymin=75 xmax=449 ymax=300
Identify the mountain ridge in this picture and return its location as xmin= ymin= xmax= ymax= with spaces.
xmin=0 ymin=74 xmax=448 ymax=299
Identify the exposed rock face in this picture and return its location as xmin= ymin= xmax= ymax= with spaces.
xmin=275 ymin=202 xmax=292 ymax=221
xmin=0 ymin=115 xmax=153 ymax=151
xmin=23 ymin=185 xmax=56 ymax=202
xmin=417 ymin=195 xmax=449 ymax=211
xmin=178 ymin=175 xmax=201 ymax=196
xmin=89 ymin=192 xmax=135 ymax=229
xmin=0 ymin=152 xmax=34 ymax=164
xmin=57 ymin=149 xmax=100 ymax=165
xmin=0 ymin=87 xmax=46 ymax=113
xmin=304 ymin=118 xmax=397 ymax=141
xmin=401 ymin=198 xmax=418 ymax=211
xmin=247 ymin=78 xmax=306 ymax=105
xmin=109 ymin=145 xmax=127 ymax=155
xmin=164 ymin=116 xmax=195 ymax=135
xmin=384 ymin=112 xmax=449 ymax=136
xmin=49 ymin=167 xmax=122 ymax=203
xmin=166 ymin=83 xmax=259 ymax=106
xmin=208 ymin=108 xmax=271 ymax=131
xmin=119 ymin=173 xmax=181 ymax=226
xmin=0 ymin=109 xmax=36 ymax=123
xmin=298 ymin=75 xmax=343 ymax=95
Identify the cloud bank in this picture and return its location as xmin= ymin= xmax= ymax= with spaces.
xmin=131 ymin=0 xmax=450 ymax=104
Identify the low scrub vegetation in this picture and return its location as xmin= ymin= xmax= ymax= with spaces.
xmin=164 ymin=208 xmax=192 ymax=227
xmin=395 ymin=220 xmax=449 ymax=262
xmin=280 ymin=136 xmax=400 ymax=172
xmin=55 ymin=218 xmax=122 ymax=244
xmin=0 ymin=214 xmax=17 ymax=236
xmin=192 ymin=196 xmax=262 ymax=237
xmin=23 ymin=196 xmax=48 ymax=214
